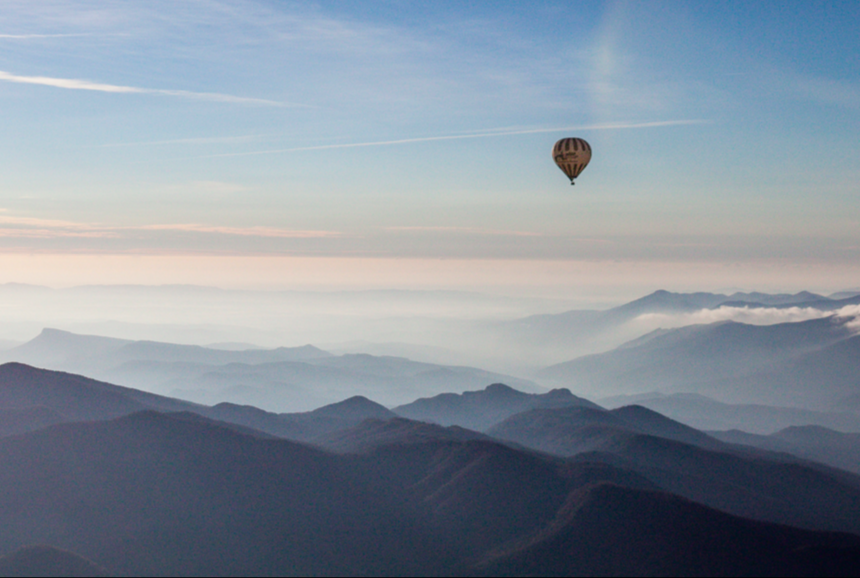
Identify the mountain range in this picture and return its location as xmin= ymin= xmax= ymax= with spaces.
xmin=540 ymin=316 xmax=860 ymax=409
xmin=482 ymin=289 xmax=860 ymax=365
xmin=599 ymin=392 xmax=860 ymax=434
xmin=0 ymin=329 xmax=541 ymax=411
xmin=3 ymin=287 xmax=860 ymax=575
xmin=3 ymin=403 xmax=860 ymax=576
xmin=487 ymin=404 xmax=860 ymax=535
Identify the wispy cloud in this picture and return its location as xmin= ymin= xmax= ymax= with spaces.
xmin=777 ymin=70 xmax=860 ymax=109
xmin=0 ymin=213 xmax=119 ymax=239
xmin=139 ymin=224 xmax=341 ymax=239
xmin=837 ymin=305 xmax=860 ymax=333
xmin=200 ymin=119 xmax=709 ymax=158
xmin=0 ymin=33 xmax=104 ymax=39
xmin=386 ymin=226 xmax=541 ymax=237
xmin=0 ymin=211 xmax=340 ymax=240
xmin=0 ymin=70 xmax=292 ymax=106
xmin=97 ymin=135 xmax=265 ymax=148
xmin=633 ymin=304 xmax=860 ymax=332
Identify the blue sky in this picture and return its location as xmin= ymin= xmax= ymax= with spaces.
xmin=0 ymin=1 xmax=858 ymax=292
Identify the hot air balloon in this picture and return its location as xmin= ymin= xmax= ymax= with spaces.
xmin=552 ymin=138 xmax=591 ymax=185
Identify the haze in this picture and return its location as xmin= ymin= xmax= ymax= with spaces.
xmin=2 ymin=2 xmax=860 ymax=576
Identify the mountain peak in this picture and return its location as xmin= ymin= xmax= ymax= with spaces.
xmin=309 ymin=395 xmax=395 ymax=420
xmin=483 ymin=383 xmax=520 ymax=396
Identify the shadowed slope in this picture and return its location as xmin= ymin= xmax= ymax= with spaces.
xmin=488 ymin=404 xmax=860 ymax=535
xmin=0 ymin=407 xmax=67 ymax=438
xmin=0 ymin=545 xmax=108 ymax=577
xmin=0 ymin=411 xmax=447 ymax=576
xmin=0 ymin=409 xmax=657 ymax=576
xmin=0 ymin=363 xmax=199 ymax=422
xmin=479 ymin=483 xmax=860 ymax=577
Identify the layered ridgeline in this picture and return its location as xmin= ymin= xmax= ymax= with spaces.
xmin=540 ymin=315 xmax=860 ymax=412
xmin=1 ymin=407 xmax=859 ymax=575
xmin=1 ymin=329 xmax=540 ymax=411
xmin=393 ymin=382 xmax=600 ymax=431
xmin=712 ymin=426 xmax=860 ymax=476
xmin=483 ymin=289 xmax=860 ymax=364
xmin=3 ymin=364 xmax=860 ymax=575
xmin=599 ymin=393 xmax=860 ymax=435
xmin=0 ymin=363 xmax=396 ymax=443
xmin=487 ymin=405 xmax=860 ymax=536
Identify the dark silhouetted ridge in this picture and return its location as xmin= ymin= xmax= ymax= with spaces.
xmin=479 ymin=482 xmax=860 ymax=577
xmin=0 ymin=406 xmax=67 ymax=438
xmin=317 ymin=416 xmax=488 ymax=453
xmin=487 ymin=404 xmax=860 ymax=535
xmin=0 ymin=545 xmax=108 ymax=577
xmin=308 ymin=395 xmax=395 ymax=420
xmin=0 ymin=362 xmax=198 ymax=421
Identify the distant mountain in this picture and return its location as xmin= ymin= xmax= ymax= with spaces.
xmin=393 ymin=383 xmax=599 ymax=431
xmin=2 ymin=328 xmax=330 ymax=373
xmin=6 ymin=329 xmax=131 ymax=369
xmin=540 ymin=316 xmax=859 ymax=406
xmin=0 ymin=340 xmax=22 ymax=351
xmin=479 ymin=482 xmax=860 ymax=577
xmin=741 ymin=292 xmax=860 ymax=311
xmin=165 ymin=357 xmax=543 ymax=411
xmin=0 ymin=545 xmax=108 ymax=577
xmin=599 ymin=392 xmax=860 ymax=434
xmin=0 ymin=362 xmax=409 ymax=443
xmin=488 ymin=404 xmax=727 ymax=454
xmin=487 ymin=404 xmax=860 ymax=535
xmin=2 ymin=329 xmax=542 ymax=411
xmin=830 ymin=289 xmax=860 ymax=300
xmin=712 ymin=426 xmax=860 ymax=475
xmin=484 ymin=289 xmax=844 ymax=366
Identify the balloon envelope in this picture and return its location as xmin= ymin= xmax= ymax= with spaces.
xmin=553 ymin=138 xmax=591 ymax=184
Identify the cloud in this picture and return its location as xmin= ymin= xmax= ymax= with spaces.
xmin=0 ymin=228 xmax=116 ymax=239
xmin=200 ymin=119 xmax=710 ymax=158
xmin=0 ymin=213 xmax=118 ymax=239
xmin=769 ymin=69 xmax=860 ymax=109
xmin=139 ymin=224 xmax=341 ymax=239
xmin=632 ymin=304 xmax=860 ymax=333
xmin=0 ymin=211 xmax=340 ymax=240
xmin=0 ymin=33 xmax=101 ymax=39
xmin=385 ymin=226 xmax=540 ymax=237
xmin=637 ymin=306 xmax=834 ymax=327
xmin=0 ymin=70 xmax=292 ymax=106
xmin=97 ymin=135 xmax=264 ymax=148
xmin=836 ymin=305 xmax=860 ymax=333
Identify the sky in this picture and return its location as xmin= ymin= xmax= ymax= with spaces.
xmin=0 ymin=0 xmax=858 ymax=297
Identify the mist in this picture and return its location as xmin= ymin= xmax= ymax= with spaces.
xmin=629 ymin=304 xmax=860 ymax=335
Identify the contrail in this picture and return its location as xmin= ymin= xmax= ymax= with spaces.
xmin=199 ymin=120 xmax=710 ymax=158
xmin=0 ymin=33 xmax=100 ymax=39
xmin=0 ymin=70 xmax=295 ymax=107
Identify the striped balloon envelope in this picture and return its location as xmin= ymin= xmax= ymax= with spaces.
xmin=552 ymin=138 xmax=591 ymax=185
